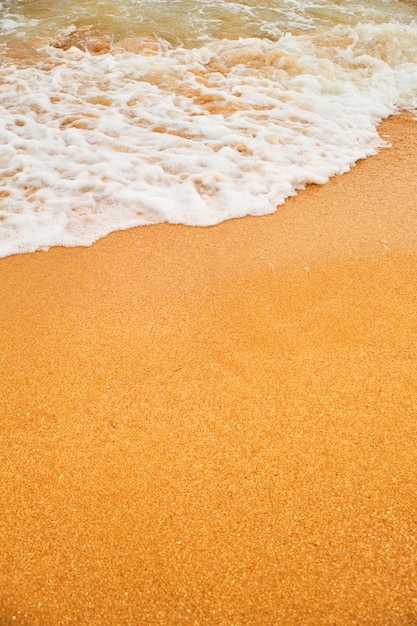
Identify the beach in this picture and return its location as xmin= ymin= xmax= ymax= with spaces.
xmin=1 ymin=111 xmax=417 ymax=624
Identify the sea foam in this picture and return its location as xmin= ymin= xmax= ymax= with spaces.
xmin=1 ymin=22 xmax=417 ymax=257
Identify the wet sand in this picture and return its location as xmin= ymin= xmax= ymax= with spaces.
xmin=1 ymin=113 xmax=417 ymax=625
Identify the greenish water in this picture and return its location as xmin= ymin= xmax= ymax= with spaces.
xmin=2 ymin=0 xmax=417 ymax=46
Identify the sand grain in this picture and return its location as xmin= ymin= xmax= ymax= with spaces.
xmin=1 ymin=113 xmax=417 ymax=625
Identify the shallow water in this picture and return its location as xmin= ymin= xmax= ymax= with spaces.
xmin=3 ymin=0 xmax=417 ymax=45
xmin=1 ymin=0 xmax=417 ymax=256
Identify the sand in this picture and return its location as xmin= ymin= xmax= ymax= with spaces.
xmin=1 ymin=112 xmax=417 ymax=625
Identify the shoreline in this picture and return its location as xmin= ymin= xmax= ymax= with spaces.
xmin=1 ymin=112 xmax=417 ymax=625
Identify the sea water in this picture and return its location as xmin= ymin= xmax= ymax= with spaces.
xmin=1 ymin=0 xmax=417 ymax=257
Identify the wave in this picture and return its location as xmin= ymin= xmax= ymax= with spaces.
xmin=1 ymin=21 xmax=417 ymax=256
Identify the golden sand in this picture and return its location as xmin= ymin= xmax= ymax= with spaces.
xmin=1 ymin=113 xmax=417 ymax=625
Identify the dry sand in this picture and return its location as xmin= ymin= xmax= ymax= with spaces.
xmin=1 ymin=113 xmax=417 ymax=625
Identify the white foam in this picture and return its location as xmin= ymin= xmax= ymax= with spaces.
xmin=1 ymin=22 xmax=417 ymax=257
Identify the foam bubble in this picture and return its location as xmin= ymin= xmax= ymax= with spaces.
xmin=1 ymin=22 xmax=417 ymax=256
